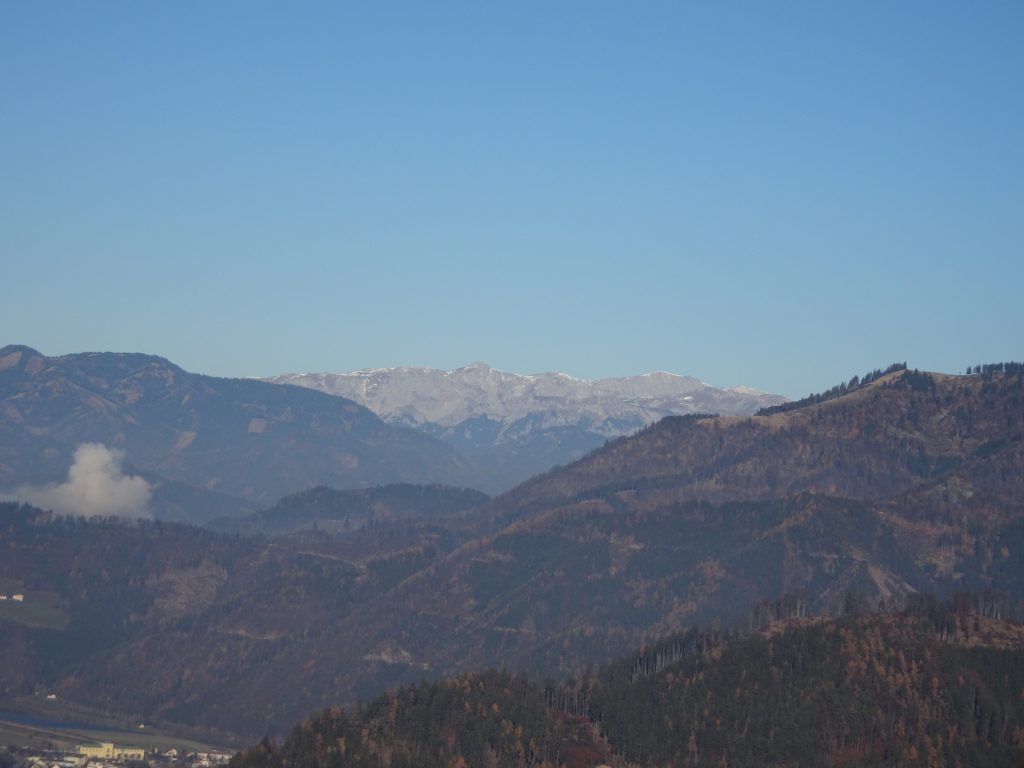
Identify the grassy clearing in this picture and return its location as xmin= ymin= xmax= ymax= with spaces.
xmin=0 ymin=716 xmax=232 ymax=753
xmin=0 ymin=720 xmax=79 ymax=750
xmin=0 ymin=591 xmax=70 ymax=630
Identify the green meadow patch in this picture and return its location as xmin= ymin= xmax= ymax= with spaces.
xmin=0 ymin=588 xmax=70 ymax=630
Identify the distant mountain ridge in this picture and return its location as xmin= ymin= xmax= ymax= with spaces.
xmin=267 ymin=363 xmax=784 ymax=430
xmin=266 ymin=363 xmax=787 ymax=490
xmin=0 ymin=345 xmax=481 ymax=511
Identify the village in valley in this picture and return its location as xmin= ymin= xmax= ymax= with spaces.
xmin=0 ymin=681 xmax=232 ymax=768
xmin=2 ymin=740 xmax=232 ymax=768
xmin=0 ymin=590 xmax=233 ymax=768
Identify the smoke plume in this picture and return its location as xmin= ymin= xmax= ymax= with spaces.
xmin=11 ymin=443 xmax=152 ymax=518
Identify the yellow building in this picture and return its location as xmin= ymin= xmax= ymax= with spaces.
xmin=77 ymin=742 xmax=146 ymax=760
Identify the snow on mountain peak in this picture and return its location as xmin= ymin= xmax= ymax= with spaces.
xmin=266 ymin=364 xmax=787 ymax=432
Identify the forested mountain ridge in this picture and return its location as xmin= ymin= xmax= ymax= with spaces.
xmin=334 ymin=367 xmax=1024 ymax=677
xmin=0 ymin=495 xmax=480 ymax=738
xmin=0 ymin=345 xmax=482 ymax=509
xmin=1 ymin=366 xmax=1023 ymax=741
xmin=482 ymin=366 xmax=1024 ymax=522
xmin=207 ymin=484 xmax=489 ymax=537
xmin=228 ymin=602 xmax=1024 ymax=768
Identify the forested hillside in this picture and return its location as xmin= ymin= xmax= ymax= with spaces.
xmin=335 ymin=367 xmax=1024 ymax=694
xmin=485 ymin=366 xmax=1024 ymax=521
xmin=2 ymin=366 xmax=1023 ymax=741
xmin=0 ymin=345 xmax=480 ymax=509
xmin=0 ymin=492 xmax=481 ymax=738
xmin=207 ymin=484 xmax=488 ymax=537
xmin=228 ymin=600 xmax=1024 ymax=767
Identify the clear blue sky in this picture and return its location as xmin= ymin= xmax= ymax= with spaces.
xmin=2 ymin=2 xmax=1021 ymax=398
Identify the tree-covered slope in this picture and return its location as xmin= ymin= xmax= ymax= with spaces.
xmin=329 ymin=369 xmax=1024 ymax=695
xmin=207 ymin=483 xmax=488 ymax=536
xmin=228 ymin=603 xmax=1024 ymax=768
xmin=588 ymin=607 xmax=1024 ymax=766
xmin=0 ymin=500 xmax=474 ymax=738
xmin=484 ymin=366 xmax=1024 ymax=523
xmin=0 ymin=345 xmax=481 ymax=507
xmin=3 ymin=367 xmax=1024 ymax=741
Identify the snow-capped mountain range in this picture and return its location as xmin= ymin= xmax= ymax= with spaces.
xmin=268 ymin=363 xmax=784 ymax=434
xmin=266 ymin=364 xmax=787 ymax=492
